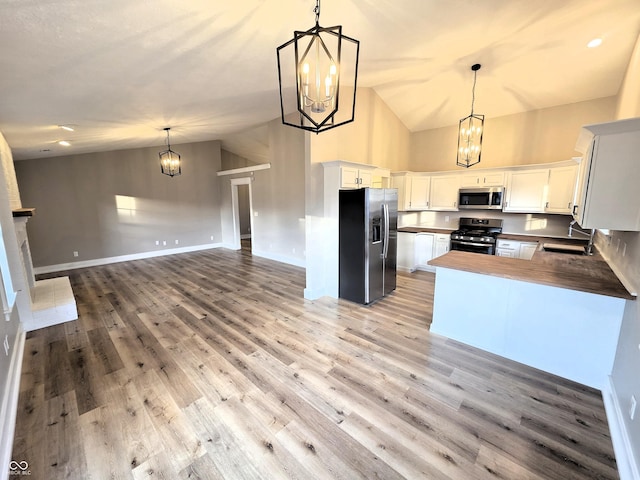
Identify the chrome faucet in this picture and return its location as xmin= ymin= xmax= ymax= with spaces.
xmin=568 ymin=219 xmax=595 ymax=255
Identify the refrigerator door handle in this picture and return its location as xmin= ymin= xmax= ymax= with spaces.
xmin=382 ymin=203 xmax=390 ymax=259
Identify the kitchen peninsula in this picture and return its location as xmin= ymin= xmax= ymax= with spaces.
xmin=428 ymin=247 xmax=635 ymax=390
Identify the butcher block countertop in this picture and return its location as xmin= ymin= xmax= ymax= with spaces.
xmin=428 ymin=249 xmax=635 ymax=300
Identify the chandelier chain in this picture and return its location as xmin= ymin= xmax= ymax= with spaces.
xmin=314 ymin=0 xmax=320 ymax=25
xmin=471 ymin=69 xmax=477 ymax=116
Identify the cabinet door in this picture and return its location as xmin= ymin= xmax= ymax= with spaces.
xmin=340 ymin=167 xmax=360 ymax=188
xmin=409 ymin=176 xmax=431 ymax=210
xmin=397 ymin=232 xmax=416 ymax=272
xmin=482 ymin=172 xmax=505 ymax=186
xmin=496 ymin=239 xmax=519 ymax=258
xmin=391 ymin=175 xmax=411 ymax=210
xmin=460 ymin=174 xmax=481 ymax=187
xmin=414 ymin=233 xmax=435 ymax=269
xmin=504 ymin=170 xmax=548 ymax=213
xmin=519 ymin=243 xmax=538 ymax=260
xmin=433 ymin=234 xmax=450 ymax=258
xmin=358 ymin=169 xmax=373 ymax=188
xmin=546 ymin=165 xmax=578 ymax=214
xmin=460 ymin=171 xmax=504 ymax=187
xmin=429 ymin=176 xmax=460 ymax=210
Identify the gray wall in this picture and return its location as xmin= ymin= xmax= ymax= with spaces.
xmin=217 ymin=120 xmax=305 ymax=266
xmin=15 ymin=140 xmax=223 ymax=268
xmin=251 ymin=119 xmax=305 ymax=265
xmin=605 ymin=32 xmax=640 ymax=477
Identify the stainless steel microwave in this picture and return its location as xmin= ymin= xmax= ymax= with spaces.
xmin=458 ymin=187 xmax=504 ymax=210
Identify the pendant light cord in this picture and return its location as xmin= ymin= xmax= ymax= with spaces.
xmin=470 ymin=64 xmax=481 ymax=116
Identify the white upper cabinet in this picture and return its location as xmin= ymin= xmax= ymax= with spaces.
xmin=545 ymin=164 xmax=578 ymax=214
xmin=429 ymin=175 xmax=460 ymax=210
xmin=460 ymin=171 xmax=505 ymax=187
xmin=408 ymin=175 xmax=431 ymax=210
xmin=503 ymin=169 xmax=549 ymax=213
xmin=392 ymin=173 xmax=431 ymax=211
xmin=573 ymin=118 xmax=640 ymax=230
xmin=340 ymin=166 xmax=372 ymax=188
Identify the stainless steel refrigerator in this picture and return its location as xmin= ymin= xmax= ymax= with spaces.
xmin=339 ymin=188 xmax=398 ymax=304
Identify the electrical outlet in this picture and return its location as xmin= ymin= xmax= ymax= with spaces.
xmin=162 ymin=241 xmax=167 ymax=246
xmin=155 ymin=240 xmax=159 ymax=246
xmin=445 ymin=215 xmax=450 ymax=222
xmin=175 ymin=240 xmax=179 ymax=245
xmin=630 ymin=395 xmax=637 ymax=420
xmin=210 ymin=235 xmax=214 ymax=241
xmin=73 ymin=251 xmax=78 ymax=257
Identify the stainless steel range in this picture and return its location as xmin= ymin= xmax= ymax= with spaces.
xmin=450 ymin=217 xmax=503 ymax=255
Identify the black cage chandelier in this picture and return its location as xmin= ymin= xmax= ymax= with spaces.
xmin=276 ymin=0 xmax=360 ymax=134
xmin=159 ymin=127 xmax=181 ymax=177
xmin=457 ymin=64 xmax=484 ymax=168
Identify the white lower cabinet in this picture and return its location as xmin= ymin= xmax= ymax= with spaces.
xmin=397 ymin=232 xmax=417 ymax=272
xmin=434 ymin=234 xmax=450 ymax=258
xmin=415 ymin=233 xmax=435 ymax=270
xmin=415 ymin=232 xmax=451 ymax=271
xmin=496 ymin=239 xmax=538 ymax=260
xmin=518 ymin=242 xmax=538 ymax=260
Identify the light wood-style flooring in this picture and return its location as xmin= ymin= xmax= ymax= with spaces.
xmin=11 ymin=246 xmax=618 ymax=479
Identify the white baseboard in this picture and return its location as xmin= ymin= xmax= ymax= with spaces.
xmin=251 ymin=250 xmax=305 ymax=268
xmin=34 ymin=243 xmax=223 ymax=275
xmin=0 ymin=325 xmax=26 ymax=480
xmin=602 ymin=376 xmax=640 ymax=480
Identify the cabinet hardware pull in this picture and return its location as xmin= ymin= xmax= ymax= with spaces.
xmin=567 ymin=202 xmax=571 ymax=209
xmin=545 ymin=201 xmax=549 ymax=208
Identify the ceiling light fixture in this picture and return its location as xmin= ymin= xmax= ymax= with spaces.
xmin=457 ymin=63 xmax=484 ymax=168
xmin=587 ymin=38 xmax=602 ymax=48
xmin=159 ymin=128 xmax=181 ymax=178
xmin=58 ymin=140 xmax=71 ymax=147
xmin=58 ymin=125 xmax=75 ymax=132
xmin=276 ymin=0 xmax=360 ymax=134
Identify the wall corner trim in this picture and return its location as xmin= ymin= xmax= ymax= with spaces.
xmin=0 ymin=325 xmax=26 ymax=480
xmin=602 ymin=376 xmax=640 ymax=480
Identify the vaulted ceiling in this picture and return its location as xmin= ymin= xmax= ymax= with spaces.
xmin=1 ymin=0 xmax=639 ymax=160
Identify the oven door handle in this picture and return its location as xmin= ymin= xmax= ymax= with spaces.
xmin=451 ymin=241 xmax=494 ymax=248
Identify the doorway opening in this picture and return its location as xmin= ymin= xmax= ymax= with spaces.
xmin=230 ymin=177 xmax=254 ymax=254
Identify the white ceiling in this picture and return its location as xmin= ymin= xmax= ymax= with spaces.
xmin=1 ymin=0 xmax=639 ymax=161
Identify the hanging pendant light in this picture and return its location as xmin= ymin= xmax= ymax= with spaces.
xmin=457 ymin=64 xmax=484 ymax=168
xmin=276 ymin=0 xmax=360 ymax=134
xmin=159 ymin=127 xmax=181 ymax=177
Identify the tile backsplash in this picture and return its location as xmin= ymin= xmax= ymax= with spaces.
xmin=399 ymin=210 xmax=577 ymax=239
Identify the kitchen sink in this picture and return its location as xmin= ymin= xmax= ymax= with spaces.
xmin=541 ymin=243 xmax=586 ymax=255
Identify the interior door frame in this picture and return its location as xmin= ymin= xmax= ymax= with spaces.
xmin=230 ymin=176 xmax=254 ymax=251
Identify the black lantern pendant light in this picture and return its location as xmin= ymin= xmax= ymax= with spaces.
xmin=159 ymin=127 xmax=181 ymax=177
xmin=457 ymin=64 xmax=484 ymax=168
xmin=276 ymin=0 xmax=360 ymax=133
